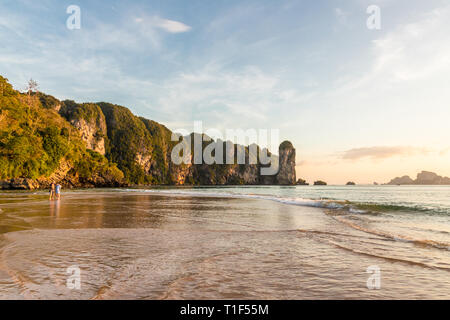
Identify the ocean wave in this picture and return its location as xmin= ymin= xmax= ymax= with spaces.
xmin=119 ymin=188 xmax=349 ymax=210
xmin=333 ymin=216 xmax=450 ymax=251
xmin=119 ymin=188 xmax=449 ymax=216
xmin=325 ymin=239 xmax=450 ymax=270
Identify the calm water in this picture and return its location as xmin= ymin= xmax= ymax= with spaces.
xmin=0 ymin=185 xmax=449 ymax=299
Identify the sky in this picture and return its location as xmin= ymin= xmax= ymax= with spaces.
xmin=0 ymin=0 xmax=449 ymax=184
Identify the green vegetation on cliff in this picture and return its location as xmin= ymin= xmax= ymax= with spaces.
xmin=98 ymin=102 xmax=154 ymax=184
xmin=61 ymin=100 xmax=105 ymax=125
xmin=0 ymin=76 xmax=123 ymax=185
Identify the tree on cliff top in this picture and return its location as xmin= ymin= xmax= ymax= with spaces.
xmin=26 ymin=79 xmax=39 ymax=95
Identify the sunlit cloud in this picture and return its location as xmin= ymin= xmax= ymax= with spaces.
xmin=340 ymin=146 xmax=429 ymax=160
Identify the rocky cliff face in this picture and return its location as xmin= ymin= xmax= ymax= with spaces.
xmin=70 ymin=117 xmax=106 ymax=155
xmin=276 ymin=141 xmax=296 ymax=185
xmin=59 ymin=101 xmax=107 ymax=155
xmin=95 ymin=104 xmax=297 ymax=186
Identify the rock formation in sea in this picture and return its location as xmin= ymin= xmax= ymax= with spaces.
xmin=314 ymin=180 xmax=327 ymax=186
xmin=276 ymin=141 xmax=296 ymax=185
xmin=415 ymin=171 xmax=450 ymax=185
xmin=388 ymin=175 xmax=414 ymax=185
xmin=0 ymin=76 xmax=297 ymax=189
xmin=387 ymin=171 xmax=450 ymax=185
xmin=346 ymin=181 xmax=356 ymax=185
xmin=296 ymin=178 xmax=309 ymax=185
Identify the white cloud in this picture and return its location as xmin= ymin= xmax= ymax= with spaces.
xmin=335 ymin=5 xmax=450 ymax=93
xmin=135 ymin=15 xmax=191 ymax=34
xmin=152 ymin=17 xmax=192 ymax=33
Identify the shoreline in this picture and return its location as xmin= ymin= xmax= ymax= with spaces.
xmin=0 ymin=178 xmax=304 ymax=191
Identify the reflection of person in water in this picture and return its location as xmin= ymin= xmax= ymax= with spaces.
xmin=49 ymin=183 xmax=55 ymax=200
xmin=49 ymin=198 xmax=61 ymax=219
xmin=55 ymin=184 xmax=61 ymax=200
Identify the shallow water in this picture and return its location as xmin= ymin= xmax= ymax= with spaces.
xmin=0 ymin=186 xmax=449 ymax=299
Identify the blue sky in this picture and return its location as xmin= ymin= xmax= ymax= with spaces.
xmin=1 ymin=0 xmax=449 ymax=183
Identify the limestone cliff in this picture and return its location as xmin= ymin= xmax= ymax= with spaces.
xmin=59 ymin=101 xmax=107 ymax=155
xmin=276 ymin=141 xmax=296 ymax=185
xmin=0 ymin=76 xmax=124 ymax=190
xmin=0 ymin=76 xmax=297 ymax=189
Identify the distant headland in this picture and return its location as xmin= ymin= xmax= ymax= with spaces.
xmin=387 ymin=171 xmax=450 ymax=185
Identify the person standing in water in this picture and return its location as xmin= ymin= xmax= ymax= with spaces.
xmin=49 ymin=183 xmax=55 ymax=200
xmin=55 ymin=183 xmax=61 ymax=200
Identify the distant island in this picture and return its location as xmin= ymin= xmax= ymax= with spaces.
xmin=387 ymin=171 xmax=450 ymax=185
xmin=0 ymin=76 xmax=297 ymax=189
xmin=296 ymin=178 xmax=309 ymax=185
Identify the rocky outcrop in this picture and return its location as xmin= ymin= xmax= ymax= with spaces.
xmin=388 ymin=175 xmax=414 ymax=185
xmin=296 ymin=178 xmax=309 ymax=185
xmin=0 ymin=178 xmax=39 ymax=190
xmin=314 ymin=180 xmax=327 ymax=186
xmin=416 ymin=171 xmax=450 ymax=185
xmin=59 ymin=101 xmax=107 ymax=155
xmin=1 ymin=160 xmax=125 ymax=190
xmin=169 ymin=163 xmax=194 ymax=185
xmin=387 ymin=171 xmax=450 ymax=185
xmin=164 ymin=139 xmax=295 ymax=186
xmin=100 ymin=106 xmax=297 ymax=185
xmin=70 ymin=117 xmax=106 ymax=155
xmin=275 ymin=141 xmax=296 ymax=185
xmin=135 ymin=151 xmax=152 ymax=173
xmin=346 ymin=181 xmax=356 ymax=185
